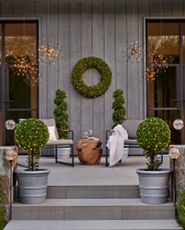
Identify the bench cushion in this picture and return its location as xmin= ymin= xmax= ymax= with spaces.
xmin=47 ymin=139 xmax=73 ymax=145
xmin=124 ymin=139 xmax=138 ymax=145
xmin=123 ymin=120 xmax=143 ymax=139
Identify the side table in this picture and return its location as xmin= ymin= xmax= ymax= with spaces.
xmin=76 ymin=137 xmax=102 ymax=164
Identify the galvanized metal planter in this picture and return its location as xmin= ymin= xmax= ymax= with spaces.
xmin=15 ymin=169 xmax=50 ymax=204
xmin=136 ymin=168 xmax=171 ymax=205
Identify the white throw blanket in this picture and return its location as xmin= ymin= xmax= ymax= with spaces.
xmin=106 ymin=124 xmax=128 ymax=167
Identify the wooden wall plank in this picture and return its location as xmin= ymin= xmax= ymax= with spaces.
xmin=58 ymin=3 xmax=71 ymax=130
xmin=35 ymin=1 xmax=48 ymax=118
xmin=172 ymin=0 xmax=184 ymax=16
xmin=58 ymin=2 xmax=69 ymax=90
xmin=138 ymin=1 xmax=149 ymax=118
xmin=12 ymin=1 xmax=25 ymax=17
xmin=115 ymin=2 xmax=128 ymax=119
xmin=149 ymin=1 xmax=160 ymax=17
xmin=46 ymin=0 xmax=58 ymax=118
xmin=22 ymin=1 xmax=36 ymax=17
xmin=81 ymin=2 xmax=93 ymax=136
xmin=69 ymin=3 xmax=82 ymax=141
xmin=104 ymin=2 xmax=116 ymax=132
xmin=92 ymin=2 xmax=104 ymax=142
xmin=126 ymin=1 xmax=140 ymax=119
xmin=9 ymin=1 xmax=36 ymax=18
xmin=162 ymin=0 xmax=173 ymax=17
xmin=0 ymin=2 xmax=13 ymax=17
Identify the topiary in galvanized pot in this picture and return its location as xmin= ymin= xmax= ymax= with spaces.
xmin=15 ymin=118 xmax=50 ymax=204
xmin=136 ymin=117 xmax=171 ymax=204
xmin=136 ymin=168 xmax=171 ymax=205
xmin=15 ymin=169 xmax=50 ymax=204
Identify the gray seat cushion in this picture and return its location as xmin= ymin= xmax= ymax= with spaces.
xmin=47 ymin=139 xmax=73 ymax=145
xmin=124 ymin=139 xmax=138 ymax=145
xmin=40 ymin=119 xmax=74 ymax=145
xmin=123 ymin=120 xmax=143 ymax=139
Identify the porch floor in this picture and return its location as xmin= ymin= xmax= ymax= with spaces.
xmin=18 ymin=155 xmax=169 ymax=186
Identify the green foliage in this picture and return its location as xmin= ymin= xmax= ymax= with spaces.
xmin=15 ymin=118 xmax=49 ymax=170
xmin=71 ymin=56 xmax=112 ymax=98
xmin=54 ymin=89 xmax=69 ymax=139
xmin=177 ymin=190 xmax=185 ymax=229
xmin=112 ymin=89 xmax=126 ymax=128
xmin=0 ymin=206 xmax=6 ymax=230
xmin=136 ymin=117 xmax=171 ymax=170
xmin=0 ymin=183 xmax=7 ymax=229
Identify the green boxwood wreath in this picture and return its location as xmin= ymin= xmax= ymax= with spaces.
xmin=71 ymin=56 xmax=112 ymax=98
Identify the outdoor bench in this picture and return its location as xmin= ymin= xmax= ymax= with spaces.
xmin=105 ymin=119 xmax=143 ymax=166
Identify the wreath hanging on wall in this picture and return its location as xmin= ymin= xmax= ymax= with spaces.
xmin=71 ymin=56 xmax=112 ymax=98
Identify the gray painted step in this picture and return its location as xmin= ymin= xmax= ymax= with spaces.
xmin=4 ymin=220 xmax=182 ymax=230
xmin=47 ymin=185 xmax=139 ymax=199
xmin=12 ymin=199 xmax=175 ymax=220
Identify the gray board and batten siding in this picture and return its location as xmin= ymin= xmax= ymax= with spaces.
xmin=0 ymin=0 xmax=185 ymax=151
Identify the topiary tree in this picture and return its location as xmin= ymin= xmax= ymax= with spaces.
xmin=54 ymin=89 xmax=69 ymax=139
xmin=112 ymin=89 xmax=126 ymax=128
xmin=136 ymin=117 xmax=171 ymax=170
xmin=177 ymin=190 xmax=185 ymax=229
xmin=15 ymin=118 xmax=49 ymax=170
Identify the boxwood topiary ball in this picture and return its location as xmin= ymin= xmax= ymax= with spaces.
xmin=15 ymin=118 xmax=49 ymax=154
xmin=136 ymin=117 xmax=171 ymax=156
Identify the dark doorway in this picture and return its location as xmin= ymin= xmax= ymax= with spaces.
xmin=0 ymin=21 xmax=38 ymax=145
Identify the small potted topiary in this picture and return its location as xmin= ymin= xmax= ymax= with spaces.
xmin=53 ymin=89 xmax=71 ymax=158
xmin=136 ymin=117 xmax=171 ymax=204
xmin=112 ymin=89 xmax=126 ymax=128
xmin=54 ymin=89 xmax=69 ymax=139
xmin=15 ymin=118 xmax=50 ymax=204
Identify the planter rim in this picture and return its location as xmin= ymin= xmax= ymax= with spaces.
xmin=136 ymin=168 xmax=171 ymax=174
xmin=15 ymin=168 xmax=50 ymax=175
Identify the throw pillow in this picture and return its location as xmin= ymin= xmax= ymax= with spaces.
xmin=48 ymin=126 xmax=57 ymax=141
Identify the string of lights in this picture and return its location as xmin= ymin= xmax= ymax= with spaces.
xmin=39 ymin=0 xmax=61 ymax=64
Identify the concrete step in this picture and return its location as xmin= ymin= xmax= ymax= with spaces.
xmin=47 ymin=185 xmax=139 ymax=199
xmin=4 ymin=219 xmax=182 ymax=230
xmin=12 ymin=198 xmax=175 ymax=220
